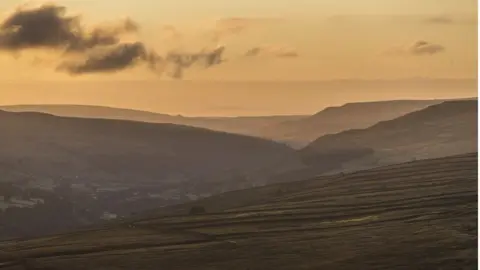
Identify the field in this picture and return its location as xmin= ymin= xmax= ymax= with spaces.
xmin=0 ymin=153 xmax=477 ymax=270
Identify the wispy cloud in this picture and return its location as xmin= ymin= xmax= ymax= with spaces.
xmin=423 ymin=15 xmax=454 ymax=24
xmin=408 ymin=41 xmax=445 ymax=55
xmin=245 ymin=45 xmax=299 ymax=58
xmin=385 ymin=40 xmax=446 ymax=56
xmin=422 ymin=14 xmax=478 ymax=25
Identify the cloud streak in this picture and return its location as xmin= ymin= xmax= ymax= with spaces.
xmin=386 ymin=40 xmax=446 ymax=57
xmin=164 ymin=45 xmax=225 ymax=78
xmin=57 ymin=42 xmax=151 ymax=74
xmin=408 ymin=40 xmax=445 ymax=55
xmin=423 ymin=15 xmax=454 ymax=24
xmin=422 ymin=15 xmax=477 ymax=25
xmin=245 ymin=45 xmax=299 ymax=58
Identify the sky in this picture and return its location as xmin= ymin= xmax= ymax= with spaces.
xmin=0 ymin=0 xmax=477 ymax=115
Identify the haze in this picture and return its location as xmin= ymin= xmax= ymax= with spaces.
xmin=0 ymin=0 xmax=477 ymax=116
xmin=0 ymin=1 xmax=478 ymax=267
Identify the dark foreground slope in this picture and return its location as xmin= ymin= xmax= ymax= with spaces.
xmin=0 ymin=153 xmax=476 ymax=270
xmin=301 ymin=100 xmax=478 ymax=173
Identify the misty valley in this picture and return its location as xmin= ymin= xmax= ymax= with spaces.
xmin=0 ymin=99 xmax=477 ymax=241
xmin=0 ymin=1 xmax=478 ymax=269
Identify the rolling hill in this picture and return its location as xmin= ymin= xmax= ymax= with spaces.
xmin=300 ymin=100 xmax=478 ymax=173
xmin=259 ymin=99 xmax=456 ymax=147
xmin=0 ymin=110 xmax=306 ymax=239
xmin=0 ymin=104 xmax=306 ymax=141
xmin=0 ymin=152 xmax=476 ymax=270
xmin=0 ymin=110 xmax=304 ymax=187
xmin=1 ymin=99 xmax=463 ymax=148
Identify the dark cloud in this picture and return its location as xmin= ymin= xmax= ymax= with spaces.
xmin=58 ymin=42 xmax=226 ymax=78
xmin=0 ymin=5 xmax=81 ymax=51
xmin=0 ymin=4 xmax=161 ymax=75
xmin=1 ymin=5 xmax=294 ymax=78
xmin=57 ymin=42 xmax=157 ymax=74
xmin=0 ymin=4 xmax=224 ymax=78
xmin=0 ymin=4 xmax=138 ymax=53
xmin=164 ymin=46 xmax=225 ymax=79
xmin=408 ymin=40 xmax=445 ymax=55
xmin=245 ymin=45 xmax=298 ymax=58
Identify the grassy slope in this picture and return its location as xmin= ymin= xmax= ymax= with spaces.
xmin=260 ymin=99 xmax=449 ymax=146
xmin=0 ymin=99 xmax=457 ymax=148
xmin=0 ymin=110 xmax=303 ymax=186
xmin=0 ymin=104 xmax=306 ymax=140
xmin=0 ymin=152 xmax=476 ymax=270
xmin=301 ymin=100 xmax=478 ymax=171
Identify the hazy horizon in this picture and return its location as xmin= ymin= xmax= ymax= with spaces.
xmin=0 ymin=0 xmax=477 ymax=116
xmin=1 ymin=78 xmax=476 ymax=116
xmin=0 ymin=1 xmax=478 ymax=265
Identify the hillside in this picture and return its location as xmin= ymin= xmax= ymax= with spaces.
xmin=0 ymin=99 xmax=457 ymax=148
xmin=0 ymin=153 xmax=476 ymax=270
xmin=0 ymin=110 xmax=303 ymax=184
xmin=301 ymin=100 xmax=478 ymax=173
xmin=260 ymin=99 xmax=461 ymax=147
xmin=0 ymin=110 xmax=305 ymax=239
xmin=0 ymin=105 xmax=306 ymax=140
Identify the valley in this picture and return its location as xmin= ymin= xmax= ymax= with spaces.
xmin=0 ymin=153 xmax=476 ymax=270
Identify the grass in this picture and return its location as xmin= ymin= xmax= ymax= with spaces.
xmin=0 ymin=152 xmax=476 ymax=270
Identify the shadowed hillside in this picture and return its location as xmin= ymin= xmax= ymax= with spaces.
xmin=2 ymin=99 xmax=467 ymax=148
xmin=300 ymin=100 xmax=477 ymax=173
xmin=259 ymin=99 xmax=451 ymax=146
xmin=0 ymin=110 xmax=305 ymax=239
xmin=0 ymin=153 xmax=476 ymax=270
xmin=0 ymin=110 xmax=303 ymax=186
xmin=0 ymin=105 xmax=306 ymax=140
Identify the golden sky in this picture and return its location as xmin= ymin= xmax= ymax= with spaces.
xmin=0 ymin=0 xmax=477 ymax=115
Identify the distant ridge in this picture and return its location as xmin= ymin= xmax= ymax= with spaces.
xmin=3 ymin=97 xmax=474 ymax=148
xmin=0 ymin=104 xmax=306 ymax=140
xmin=259 ymin=98 xmax=473 ymax=146
xmin=301 ymin=100 xmax=477 ymax=172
